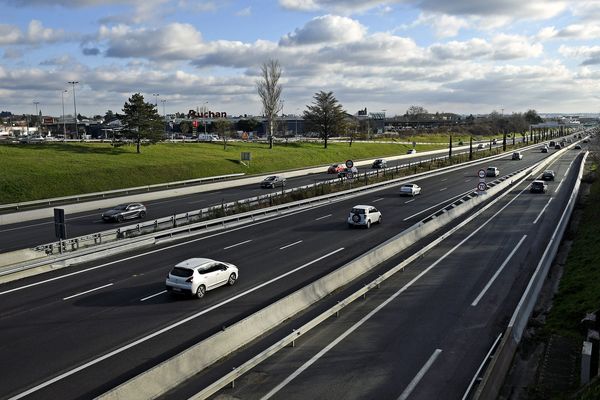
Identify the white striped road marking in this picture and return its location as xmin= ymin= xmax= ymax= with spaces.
xmin=397 ymin=349 xmax=443 ymax=400
xmin=9 ymin=248 xmax=344 ymax=400
xmin=62 ymin=283 xmax=113 ymax=301
xmin=279 ymin=240 xmax=303 ymax=250
xmin=465 ymin=179 xmax=472 ymax=182
xmin=441 ymin=178 xmax=447 ymax=182
xmin=471 ymin=235 xmax=527 ymax=306
xmin=187 ymin=199 xmax=206 ymax=204
xmin=372 ymin=198 xmax=384 ymax=203
xmin=315 ymin=214 xmax=332 ymax=221
xmin=533 ymin=198 xmax=553 ymax=225
xmin=223 ymin=239 xmax=252 ymax=250
xmin=404 ymin=199 xmax=415 ymax=204
xmin=141 ymin=290 xmax=167 ymax=302
xmin=439 ymin=187 xmax=447 ymax=191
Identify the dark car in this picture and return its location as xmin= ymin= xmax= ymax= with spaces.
xmin=102 ymin=203 xmax=146 ymax=222
xmin=372 ymin=159 xmax=387 ymax=169
xmin=554 ymin=144 xmax=562 ymax=149
xmin=541 ymin=147 xmax=548 ymax=153
xmin=260 ymin=175 xmax=286 ymax=188
xmin=530 ymin=180 xmax=548 ymax=193
xmin=541 ymin=170 xmax=555 ymax=181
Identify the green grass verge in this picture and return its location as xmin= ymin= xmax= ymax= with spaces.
xmin=544 ymin=161 xmax=600 ymax=339
xmin=0 ymin=141 xmax=445 ymax=204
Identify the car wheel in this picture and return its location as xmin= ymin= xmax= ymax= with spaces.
xmin=366 ymin=220 xmax=371 ymax=229
xmin=196 ymin=285 xmax=206 ymax=299
xmin=139 ymin=211 xmax=146 ymax=218
xmin=117 ymin=215 xmax=124 ymax=223
xmin=227 ymin=273 xmax=237 ymax=286
xmin=378 ymin=216 xmax=382 ymax=224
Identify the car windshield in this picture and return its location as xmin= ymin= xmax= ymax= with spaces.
xmin=532 ymin=182 xmax=544 ymax=187
xmin=113 ymin=205 xmax=128 ymax=210
xmin=351 ymin=208 xmax=366 ymax=214
xmin=264 ymin=176 xmax=275 ymax=181
xmin=170 ymin=267 xmax=193 ymax=277
xmin=402 ymin=184 xmax=413 ymax=188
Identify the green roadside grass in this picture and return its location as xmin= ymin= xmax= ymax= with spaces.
xmin=544 ymin=161 xmax=600 ymax=339
xmin=0 ymin=141 xmax=445 ymax=204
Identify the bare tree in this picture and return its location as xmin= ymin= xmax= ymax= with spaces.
xmin=214 ymin=118 xmax=233 ymax=150
xmin=256 ymin=59 xmax=283 ymax=149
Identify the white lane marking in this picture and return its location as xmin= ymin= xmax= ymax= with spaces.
xmin=372 ymin=198 xmax=384 ymax=203
xmin=439 ymin=187 xmax=447 ymax=192
xmin=0 ymin=220 xmax=53 ymax=233
xmin=465 ymin=179 xmax=472 ymax=182
xmin=9 ymin=247 xmax=345 ymax=400
xmin=223 ymin=239 xmax=252 ymax=250
xmin=403 ymin=189 xmax=473 ymax=221
xmin=315 ymin=214 xmax=332 ymax=221
xmin=471 ymin=235 xmax=527 ymax=306
xmin=279 ymin=240 xmax=303 ymax=250
xmin=533 ymin=198 xmax=553 ymax=225
xmin=462 ymin=333 xmax=503 ymax=400
xmin=555 ymin=180 xmax=563 ymax=194
xmin=140 ymin=290 xmax=167 ymax=302
xmin=397 ymin=349 xmax=443 ymax=400
xmin=62 ymin=283 xmax=113 ymax=301
xmin=405 ymin=199 xmax=415 ymax=204
xmin=0 ymin=204 xmax=328 ymax=297
xmin=260 ymin=189 xmax=527 ymax=399
xmin=187 ymin=199 xmax=206 ymax=204
xmin=441 ymin=178 xmax=447 ymax=182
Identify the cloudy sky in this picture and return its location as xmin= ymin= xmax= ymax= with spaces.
xmin=1 ymin=0 xmax=600 ymax=118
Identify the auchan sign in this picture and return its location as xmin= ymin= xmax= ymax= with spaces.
xmin=187 ymin=109 xmax=227 ymax=119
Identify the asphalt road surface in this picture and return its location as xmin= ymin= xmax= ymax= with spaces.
xmin=0 ymin=144 xmax=584 ymax=400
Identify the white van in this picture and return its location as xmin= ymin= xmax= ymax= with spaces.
xmin=198 ymin=134 xmax=219 ymax=142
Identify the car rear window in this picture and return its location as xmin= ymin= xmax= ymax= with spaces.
xmin=170 ymin=267 xmax=193 ymax=277
xmin=351 ymin=208 xmax=366 ymax=214
xmin=532 ymin=182 xmax=544 ymax=188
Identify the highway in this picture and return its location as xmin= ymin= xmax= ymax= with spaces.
xmin=0 ymin=144 xmax=506 ymax=253
xmin=0 ymin=142 xmax=585 ymax=400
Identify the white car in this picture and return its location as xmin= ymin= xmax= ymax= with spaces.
xmin=511 ymin=151 xmax=523 ymax=160
xmin=165 ymin=258 xmax=238 ymax=298
xmin=486 ymin=167 xmax=499 ymax=177
xmin=400 ymin=183 xmax=421 ymax=196
xmin=407 ymin=149 xmax=417 ymax=154
xmin=347 ymin=205 xmax=382 ymax=229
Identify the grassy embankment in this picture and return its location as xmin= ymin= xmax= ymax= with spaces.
xmin=0 ymin=140 xmax=445 ymax=204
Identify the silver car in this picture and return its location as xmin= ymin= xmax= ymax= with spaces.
xmin=165 ymin=258 xmax=238 ymax=298
xmin=101 ymin=203 xmax=146 ymax=222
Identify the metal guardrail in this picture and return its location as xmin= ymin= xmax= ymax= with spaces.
xmin=0 ymin=173 xmax=246 ymax=213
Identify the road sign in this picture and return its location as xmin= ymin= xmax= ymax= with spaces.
xmin=345 ymin=159 xmax=354 ymax=168
xmin=477 ymin=182 xmax=487 ymax=191
xmin=192 ymin=120 xmax=199 ymax=128
xmin=478 ymin=169 xmax=486 ymax=179
xmin=54 ymin=208 xmax=67 ymax=239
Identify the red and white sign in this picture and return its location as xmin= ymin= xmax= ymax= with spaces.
xmin=477 ymin=182 xmax=487 ymax=191
xmin=192 ymin=120 xmax=199 ymax=128
xmin=478 ymin=169 xmax=486 ymax=179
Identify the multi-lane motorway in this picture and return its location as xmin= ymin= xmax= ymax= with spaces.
xmin=0 ymin=140 xmax=587 ymax=400
xmin=0 ymin=145 xmax=498 ymax=252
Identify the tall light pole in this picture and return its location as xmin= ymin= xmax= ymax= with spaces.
xmin=203 ymin=101 xmax=208 ymax=135
xmin=382 ymin=109 xmax=386 ymax=135
xmin=295 ymin=107 xmax=300 ymax=136
xmin=68 ymin=81 xmax=79 ymax=139
xmin=33 ymin=101 xmax=39 ymax=136
xmin=161 ymin=99 xmax=167 ymax=139
xmin=61 ymin=90 xmax=67 ymax=139
xmin=153 ymin=93 xmax=159 ymax=107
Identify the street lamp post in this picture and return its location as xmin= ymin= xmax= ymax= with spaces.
xmin=153 ymin=93 xmax=159 ymax=107
xmin=68 ymin=81 xmax=79 ymax=139
xmin=295 ymin=108 xmax=300 ymax=136
xmin=33 ymin=101 xmax=39 ymax=136
xmin=381 ymin=109 xmax=386 ymax=135
xmin=61 ymin=90 xmax=67 ymax=139
xmin=161 ymin=99 xmax=167 ymax=139
xmin=203 ymin=101 xmax=208 ymax=135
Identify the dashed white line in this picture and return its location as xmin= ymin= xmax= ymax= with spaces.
xmin=405 ymin=199 xmax=415 ymax=204
xmin=439 ymin=187 xmax=447 ymax=191
xmin=471 ymin=235 xmax=527 ymax=306
xmin=10 ymin=248 xmax=345 ymax=400
xmin=441 ymin=178 xmax=447 ymax=182
xmin=223 ymin=239 xmax=252 ymax=250
xmin=140 ymin=290 xmax=167 ymax=302
xmin=397 ymin=349 xmax=443 ymax=400
xmin=62 ymin=283 xmax=113 ymax=301
xmin=465 ymin=179 xmax=472 ymax=182
xmin=533 ymin=198 xmax=553 ymax=225
xmin=372 ymin=198 xmax=384 ymax=203
xmin=187 ymin=199 xmax=206 ymax=204
xmin=279 ymin=240 xmax=303 ymax=250
xmin=315 ymin=214 xmax=332 ymax=221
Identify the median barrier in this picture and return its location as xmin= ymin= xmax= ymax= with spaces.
xmin=98 ymin=156 xmax=541 ymax=399
xmin=473 ymin=151 xmax=588 ymax=400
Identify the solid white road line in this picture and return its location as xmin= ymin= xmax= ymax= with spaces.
xmin=9 ymin=248 xmax=345 ymax=400
xmin=260 ymin=189 xmax=527 ymax=399
xmin=439 ymin=187 xmax=447 ymax=191
xmin=372 ymin=198 xmax=384 ymax=203
xmin=404 ymin=199 xmax=415 ymax=204
xmin=140 ymin=290 xmax=167 ymax=302
xmin=223 ymin=239 xmax=253 ymax=250
xmin=315 ymin=214 xmax=332 ymax=221
xmin=471 ymin=235 xmax=527 ymax=306
xmin=441 ymin=178 xmax=447 ymax=182
xmin=461 ymin=333 xmax=503 ymax=400
xmin=187 ymin=199 xmax=206 ymax=204
xmin=279 ymin=240 xmax=303 ymax=250
xmin=403 ymin=189 xmax=473 ymax=221
xmin=533 ymin=198 xmax=553 ymax=225
xmin=62 ymin=283 xmax=113 ymax=301
xmin=0 ymin=204 xmax=329 ymax=297
xmin=397 ymin=349 xmax=443 ymax=400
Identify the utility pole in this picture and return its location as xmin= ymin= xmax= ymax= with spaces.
xmin=61 ymin=90 xmax=67 ymax=139
xmin=161 ymin=99 xmax=167 ymax=139
xmin=33 ymin=101 xmax=39 ymax=136
xmin=68 ymin=81 xmax=79 ymax=139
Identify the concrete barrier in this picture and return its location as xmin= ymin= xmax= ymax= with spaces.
xmin=98 ymin=153 xmax=538 ymax=400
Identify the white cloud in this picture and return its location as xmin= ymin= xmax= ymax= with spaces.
xmin=491 ymin=34 xmax=543 ymax=60
xmin=559 ymin=44 xmax=600 ymax=65
xmin=414 ymin=12 xmax=470 ymax=38
xmin=236 ymin=6 xmax=252 ymax=16
xmin=0 ymin=20 xmax=65 ymax=45
xmin=280 ymin=15 xmax=366 ymax=46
